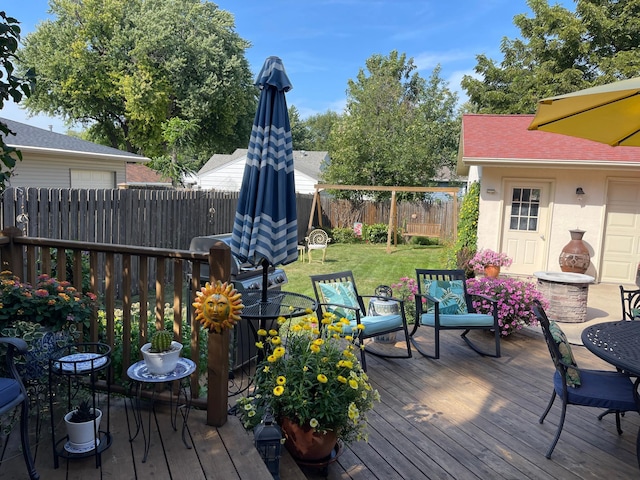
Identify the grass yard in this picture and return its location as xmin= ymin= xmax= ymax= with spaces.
xmin=282 ymin=242 xmax=449 ymax=297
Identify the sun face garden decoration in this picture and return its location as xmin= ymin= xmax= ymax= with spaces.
xmin=193 ymin=281 xmax=244 ymax=333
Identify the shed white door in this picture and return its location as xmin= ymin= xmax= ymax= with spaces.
xmin=501 ymin=182 xmax=550 ymax=274
xmin=70 ymin=170 xmax=115 ymax=189
xmin=600 ymin=181 xmax=640 ymax=284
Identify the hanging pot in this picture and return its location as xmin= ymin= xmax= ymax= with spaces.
xmin=559 ymin=229 xmax=590 ymax=274
xmin=280 ymin=417 xmax=338 ymax=461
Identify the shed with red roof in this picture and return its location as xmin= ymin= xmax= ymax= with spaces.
xmin=458 ymin=114 xmax=640 ymax=284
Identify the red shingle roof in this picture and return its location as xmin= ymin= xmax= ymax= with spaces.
xmin=126 ymin=163 xmax=171 ymax=183
xmin=462 ymin=114 xmax=640 ymax=163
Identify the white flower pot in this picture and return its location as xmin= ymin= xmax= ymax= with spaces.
xmin=64 ymin=408 xmax=102 ymax=450
xmin=140 ymin=341 xmax=183 ymax=375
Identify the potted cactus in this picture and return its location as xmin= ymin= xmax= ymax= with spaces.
xmin=64 ymin=399 xmax=102 ymax=451
xmin=140 ymin=330 xmax=183 ymax=375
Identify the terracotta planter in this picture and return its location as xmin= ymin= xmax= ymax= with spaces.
xmin=483 ymin=265 xmax=501 ymax=279
xmin=280 ymin=417 xmax=338 ymax=461
xmin=559 ymin=229 xmax=590 ymax=274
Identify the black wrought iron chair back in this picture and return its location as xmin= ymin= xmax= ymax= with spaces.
xmin=0 ymin=337 xmax=39 ymax=479
xmin=620 ymin=285 xmax=640 ymax=321
xmin=309 ymin=270 xmax=412 ymax=371
xmin=409 ymin=269 xmax=500 ymax=359
xmin=533 ymin=300 xmax=640 ymax=459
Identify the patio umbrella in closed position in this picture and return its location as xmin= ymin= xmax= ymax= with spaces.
xmin=230 ymin=56 xmax=297 ymax=303
xmin=528 ymin=76 xmax=640 ymax=146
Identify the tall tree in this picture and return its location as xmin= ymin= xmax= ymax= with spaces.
xmin=18 ymin=0 xmax=256 ymax=162
xmin=0 ymin=11 xmax=34 ymax=191
xmin=302 ymin=110 xmax=340 ymax=151
xmin=462 ymin=0 xmax=640 ymax=113
xmin=325 ymin=51 xmax=459 ymax=200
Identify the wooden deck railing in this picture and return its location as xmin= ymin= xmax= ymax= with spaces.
xmin=0 ymin=227 xmax=232 ymax=425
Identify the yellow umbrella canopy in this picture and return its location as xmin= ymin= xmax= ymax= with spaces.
xmin=528 ymin=77 xmax=640 ymax=146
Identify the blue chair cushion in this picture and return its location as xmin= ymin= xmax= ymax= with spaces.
xmin=554 ymin=369 xmax=637 ymax=410
xmin=341 ymin=314 xmax=403 ymax=336
xmin=549 ymin=321 xmax=581 ymax=387
xmin=318 ymin=281 xmax=360 ymax=321
xmin=423 ymin=279 xmax=468 ymax=315
xmin=0 ymin=377 xmax=21 ymax=410
xmin=419 ymin=312 xmax=494 ymax=327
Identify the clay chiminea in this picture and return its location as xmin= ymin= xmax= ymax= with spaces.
xmin=559 ymin=229 xmax=590 ymax=274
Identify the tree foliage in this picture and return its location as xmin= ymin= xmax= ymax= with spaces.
xmin=462 ymin=0 xmax=640 ymax=113
xmin=325 ymin=51 xmax=459 ymax=201
xmin=18 ymin=0 xmax=256 ymax=162
xmin=0 ymin=11 xmax=34 ymax=192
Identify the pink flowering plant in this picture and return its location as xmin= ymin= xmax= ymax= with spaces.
xmin=468 ymin=249 xmax=513 ymax=273
xmin=0 ymin=271 xmax=97 ymax=331
xmin=390 ymin=277 xmax=423 ymax=324
xmin=466 ymin=277 xmax=547 ymax=336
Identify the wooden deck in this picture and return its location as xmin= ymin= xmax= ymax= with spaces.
xmin=3 ymin=326 xmax=640 ymax=479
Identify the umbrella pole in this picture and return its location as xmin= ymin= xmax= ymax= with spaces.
xmin=261 ymin=258 xmax=269 ymax=304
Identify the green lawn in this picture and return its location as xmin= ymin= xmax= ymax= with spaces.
xmin=281 ymin=243 xmax=449 ymax=297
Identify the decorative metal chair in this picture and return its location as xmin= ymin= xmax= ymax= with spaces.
xmin=305 ymin=229 xmax=331 ymax=264
xmin=620 ymin=285 xmax=640 ymax=321
xmin=310 ymin=271 xmax=412 ymax=371
xmin=532 ymin=300 xmax=640 ymax=459
xmin=410 ymin=269 xmax=500 ymax=359
xmin=0 ymin=337 xmax=39 ymax=480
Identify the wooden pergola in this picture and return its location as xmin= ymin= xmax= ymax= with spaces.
xmin=308 ymin=184 xmax=460 ymax=253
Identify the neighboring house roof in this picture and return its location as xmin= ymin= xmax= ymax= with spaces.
xmin=125 ymin=163 xmax=172 ymax=185
xmin=198 ymin=148 xmax=328 ymax=176
xmin=0 ymin=117 xmax=148 ymax=162
xmin=458 ymin=114 xmax=640 ymax=174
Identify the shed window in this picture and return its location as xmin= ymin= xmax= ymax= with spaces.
xmin=509 ymin=188 xmax=540 ymax=231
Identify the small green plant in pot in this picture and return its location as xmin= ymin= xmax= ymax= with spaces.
xmin=140 ymin=330 xmax=183 ymax=375
xmin=64 ymin=399 xmax=102 ymax=450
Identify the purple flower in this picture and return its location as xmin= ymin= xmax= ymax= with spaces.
xmin=468 ymin=249 xmax=513 ymax=272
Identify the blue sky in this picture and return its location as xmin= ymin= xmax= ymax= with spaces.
xmin=3 ymin=0 xmax=573 ymax=133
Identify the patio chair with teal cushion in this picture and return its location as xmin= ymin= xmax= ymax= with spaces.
xmin=409 ymin=269 xmax=500 ymax=359
xmin=532 ymin=300 xmax=640 ymax=459
xmin=310 ymin=271 xmax=412 ymax=371
xmin=0 ymin=337 xmax=39 ymax=480
xmin=620 ymin=285 xmax=640 ymax=321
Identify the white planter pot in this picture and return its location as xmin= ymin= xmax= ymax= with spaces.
xmin=64 ymin=408 xmax=102 ymax=449
xmin=140 ymin=341 xmax=183 ymax=375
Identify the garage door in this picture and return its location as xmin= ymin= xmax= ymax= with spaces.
xmin=600 ymin=180 xmax=640 ymax=284
xmin=70 ymin=170 xmax=115 ymax=189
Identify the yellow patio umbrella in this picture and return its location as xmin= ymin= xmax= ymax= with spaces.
xmin=528 ymin=76 xmax=640 ymax=146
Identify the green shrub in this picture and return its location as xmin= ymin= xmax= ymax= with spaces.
xmin=330 ymin=227 xmax=359 ymax=244
xmin=447 ymin=181 xmax=479 ymax=268
xmin=363 ymin=223 xmax=401 ymax=243
xmin=411 ymin=236 xmax=439 ymax=246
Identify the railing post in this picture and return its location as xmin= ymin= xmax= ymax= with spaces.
xmin=0 ymin=226 xmax=24 ymax=275
xmin=206 ymin=242 xmax=231 ymax=426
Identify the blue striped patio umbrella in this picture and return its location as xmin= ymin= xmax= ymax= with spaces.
xmin=231 ymin=56 xmax=297 ymax=302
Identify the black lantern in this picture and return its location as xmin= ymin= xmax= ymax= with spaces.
xmin=254 ymin=409 xmax=282 ymax=479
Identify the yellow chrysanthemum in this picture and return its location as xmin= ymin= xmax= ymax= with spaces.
xmin=309 ymin=418 xmax=319 ymax=428
xmin=277 ymin=316 xmax=286 ymax=325
xmin=257 ymin=329 xmax=268 ymax=337
xmin=273 ymin=386 xmax=285 ymax=396
xmin=267 ymin=355 xmax=277 ymax=363
xmin=276 ymin=376 xmax=286 ymax=385
xmin=269 ymin=329 xmax=278 ymax=336
xmin=356 ymin=324 xmax=366 ymax=331
xmin=292 ymin=324 xmax=302 ymax=332
xmin=273 ymin=346 xmax=285 ymax=358
xmin=255 ymin=341 xmax=264 ymax=349
xmin=337 ymin=375 xmax=347 ymax=384
xmin=313 ymin=338 xmax=324 ymax=346
xmin=317 ymin=374 xmax=328 ymax=383
xmin=271 ymin=336 xmax=282 ymax=345
xmin=310 ymin=344 xmax=320 ymax=353
xmin=349 ymin=379 xmax=359 ymax=390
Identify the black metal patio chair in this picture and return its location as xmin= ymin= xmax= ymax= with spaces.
xmin=0 ymin=337 xmax=39 ymax=479
xmin=532 ymin=300 xmax=640 ymax=459
xmin=310 ymin=271 xmax=412 ymax=371
xmin=620 ymin=285 xmax=640 ymax=321
xmin=409 ymin=269 xmax=500 ymax=359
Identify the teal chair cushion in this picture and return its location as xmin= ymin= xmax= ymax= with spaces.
xmin=318 ymin=281 xmax=359 ymax=321
xmin=423 ymin=279 xmax=468 ymax=315
xmin=419 ymin=312 xmax=494 ymax=327
xmin=341 ymin=315 xmax=403 ymax=336
xmin=549 ymin=321 xmax=581 ymax=387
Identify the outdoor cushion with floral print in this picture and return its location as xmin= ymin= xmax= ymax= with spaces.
xmin=422 ymin=279 xmax=468 ymax=315
xmin=318 ymin=281 xmax=360 ymax=321
xmin=548 ymin=321 xmax=581 ymax=387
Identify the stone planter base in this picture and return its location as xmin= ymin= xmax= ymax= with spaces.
xmin=534 ymin=272 xmax=594 ymax=323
